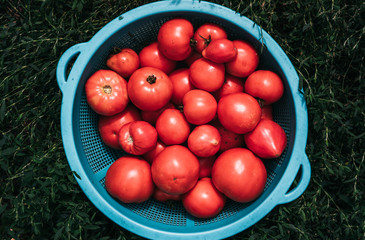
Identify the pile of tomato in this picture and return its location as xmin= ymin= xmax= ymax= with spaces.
xmin=84 ymin=18 xmax=287 ymax=219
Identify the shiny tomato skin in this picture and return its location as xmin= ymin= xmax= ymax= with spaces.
xmin=202 ymin=38 xmax=237 ymax=63
xmin=198 ymin=155 xmax=216 ymax=178
xmin=85 ymin=69 xmax=129 ymax=116
xmin=226 ymin=40 xmax=259 ymax=78
xmin=139 ymin=42 xmax=177 ymax=74
xmin=212 ymin=148 xmax=267 ymax=203
xmin=143 ymin=140 xmax=167 ymax=164
xmin=155 ymin=109 xmax=191 ymax=145
xmin=98 ymin=104 xmax=141 ymax=150
xmin=169 ymin=68 xmax=195 ymax=105
xmin=153 ymin=188 xmax=182 ymax=202
xmin=183 ymin=89 xmax=217 ymax=125
xmin=188 ymin=125 xmax=221 ymax=157
xmin=244 ymin=119 xmax=287 ymax=159
xmin=128 ymin=67 xmax=173 ymax=111
xmin=193 ymin=23 xmax=227 ymax=53
xmin=157 ymin=18 xmax=194 ymax=61
xmin=217 ymin=92 xmax=261 ymax=134
xmin=189 ymin=58 xmax=225 ymax=92
xmin=182 ymin=177 xmax=226 ymax=218
xmin=106 ymin=48 xmax=139 ymax=78
xmin=244 ymin=70 xmax=284 ymax=105
xmin=105 ymin=156 xmax=154 ymax=203
xmin=213 ymin=74 xmax=245 ymax=101
xmin=117 ymin=121 xmax=158 ymax=155
xmin=151 ymin=145 xmax=199 ymax=195
xmin=141 ymin=102 xmax=176 ymax=125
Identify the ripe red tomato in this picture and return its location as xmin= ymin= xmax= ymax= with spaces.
xmin=193 ymin=23 xmax=227 ymax=53
xmin=151 ymin=145 xmax=199 ymax=195
xmin=188 ymin=124 xmax=221 ymax=157
xmin=157 ymin=18 xmax=194 ymax=61
xmin=169 ymin=68 xmax=195 ymax=105
xmin=184 ymin=50 xmax=202 ymax=66
xmin=211 ymin=120 xmax=245 ymax=152
xmin=183 ymin=89 xmax=217 ymax=125
xmin=153 ymin=188 xmax=182 ymax=202
xmin=128 ymin=67 xmax=173 ymax=111
xmin=211 ymin=148 xmax=267 ymax=203
xmin=212 ymin=74 xmax=245 ymax=101
xmin=85 ymin=69 xmax=129 ymax=116
xmin=261 ymin=105 xmax=273 ymax=120
xmin=106 ymin=48 xmax=139 ymax=78
xmin=141 ymin=102 xmax=176 ymax=125
xmin=198 ymin=155 xmax=216 ymax=178
xmin=189 ymin=58 xmax=225 ymax=92
xmin=117 ymin=121 xmax=158 ymax=155
xmin=244 ymin=119 xmax=287 ymax=159
xmin=244 ymin=70 xmax=284 ymax=105
xmin=217 ymin=92 xmax=261 ymax=134
xmin=155 ymin=109 xmax=191 ymax=145
xmin=98 ymin=104 xmax=141 ymax=149
xmin=105 ymin=156 xmax=154 ymax=203
xmin=225 ymin=40 xmax=259 ymax=78
xmin=182 ymin=177 xmax=226 ymax=218
xmin=202 ymin=38 xmax=237 ymax=63
xmin=143 ymin=140 xmax=166 ymax=164
xmin=139 ymin=42 xmax=177 ymax=74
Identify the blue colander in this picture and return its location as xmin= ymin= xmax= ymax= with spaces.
xmin=56 ymin=1 xmax=311 ymax=239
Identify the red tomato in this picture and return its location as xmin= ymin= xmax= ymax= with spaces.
xmin=211 ymin=120 xmax=245 ymax=152
xmin=157 ymin=18 xmax=194 ymax=61
xmin=85 ymin=69 xmax=129 ymax=116
xmin=189 ymin=58 xmax=225 ymax=92
xmin=184 ymin=50 xmax=202 ymax=66
xmin=244 ymin=70 xmax=284 ymax=105
xmin=211 ymin=148 xmax=267 ymax=203
xmin=212 ymin=74 xmax=245 ymax=101
xmin=143 ymin=140 xmax=167 ymax=164
xmin=117 ymin=121 xmax=158 ymax=155
xmin=105 ymin=156 xmax=154 ymax=203
xmin=106 ymin=48 xmax=139 ymax=78
xmin=244 ymin=119 xmax=287 ymax=159
xmin=169 ymin=68 xmax=195 ymax=105
xmin=202 ymin=38 xmax=237 ymax=63
xmin=183 ymin=89 xmax=217 ymax=125
xmin=141 ymin=102 xmax=176 ymax=125
xmin=188 ymin=125 xmax=221 ymax=157
xmin=153 ymin=188 xmax=182 ymax=202
xmin=139 ymin=42 xmax=177 ymax=74
xmin=182 ymin=177 xmax=226 ymax=218
xmin=193 ymin=23 xmax=227 ymax=53
xmin=151 ymin=145 xmax=199 ymax=195
xmin=261 ymin=105 xmax=273 ymax=120
xmin=128 ymin=67 xmax=173 ymax=111
xmin=217 ymin=92 xmax=261 ymax=134
xmin=155 ymin=109 xmax=191 ymax=145
xmin=198 ymin=155 xmax=216 ymax=178
xmin=226 ymin=40 xmax=259 ymax=78
xmin=98 ymin=104 xmax=141 ymax=149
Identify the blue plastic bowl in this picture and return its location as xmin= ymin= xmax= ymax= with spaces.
xmin=56 ymin=1 xmax=311 ymax=239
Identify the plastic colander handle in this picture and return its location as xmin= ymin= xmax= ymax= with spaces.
xmin=56 ymin=42 xmax=87 ymax=93
xmin=278 ymin=153 xmax=311 ymax=205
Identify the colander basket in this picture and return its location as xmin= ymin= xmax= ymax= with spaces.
xmin=56 ymin=1 xmax=311 ymax=239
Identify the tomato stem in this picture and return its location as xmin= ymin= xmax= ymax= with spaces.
xmin=199 ymin=34 xmax=212 ymax=47
xmin=103 ymin=85 xmax=112 ymax=94
xmin=146 ymin=75 xmax=157 ymax=84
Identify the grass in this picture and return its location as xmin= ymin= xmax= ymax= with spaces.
xmin=0 ymin=0 xmax=364 ymax=239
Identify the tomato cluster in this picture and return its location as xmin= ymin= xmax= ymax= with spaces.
xmin=85 ymin=18 xmax=287 ymax=219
